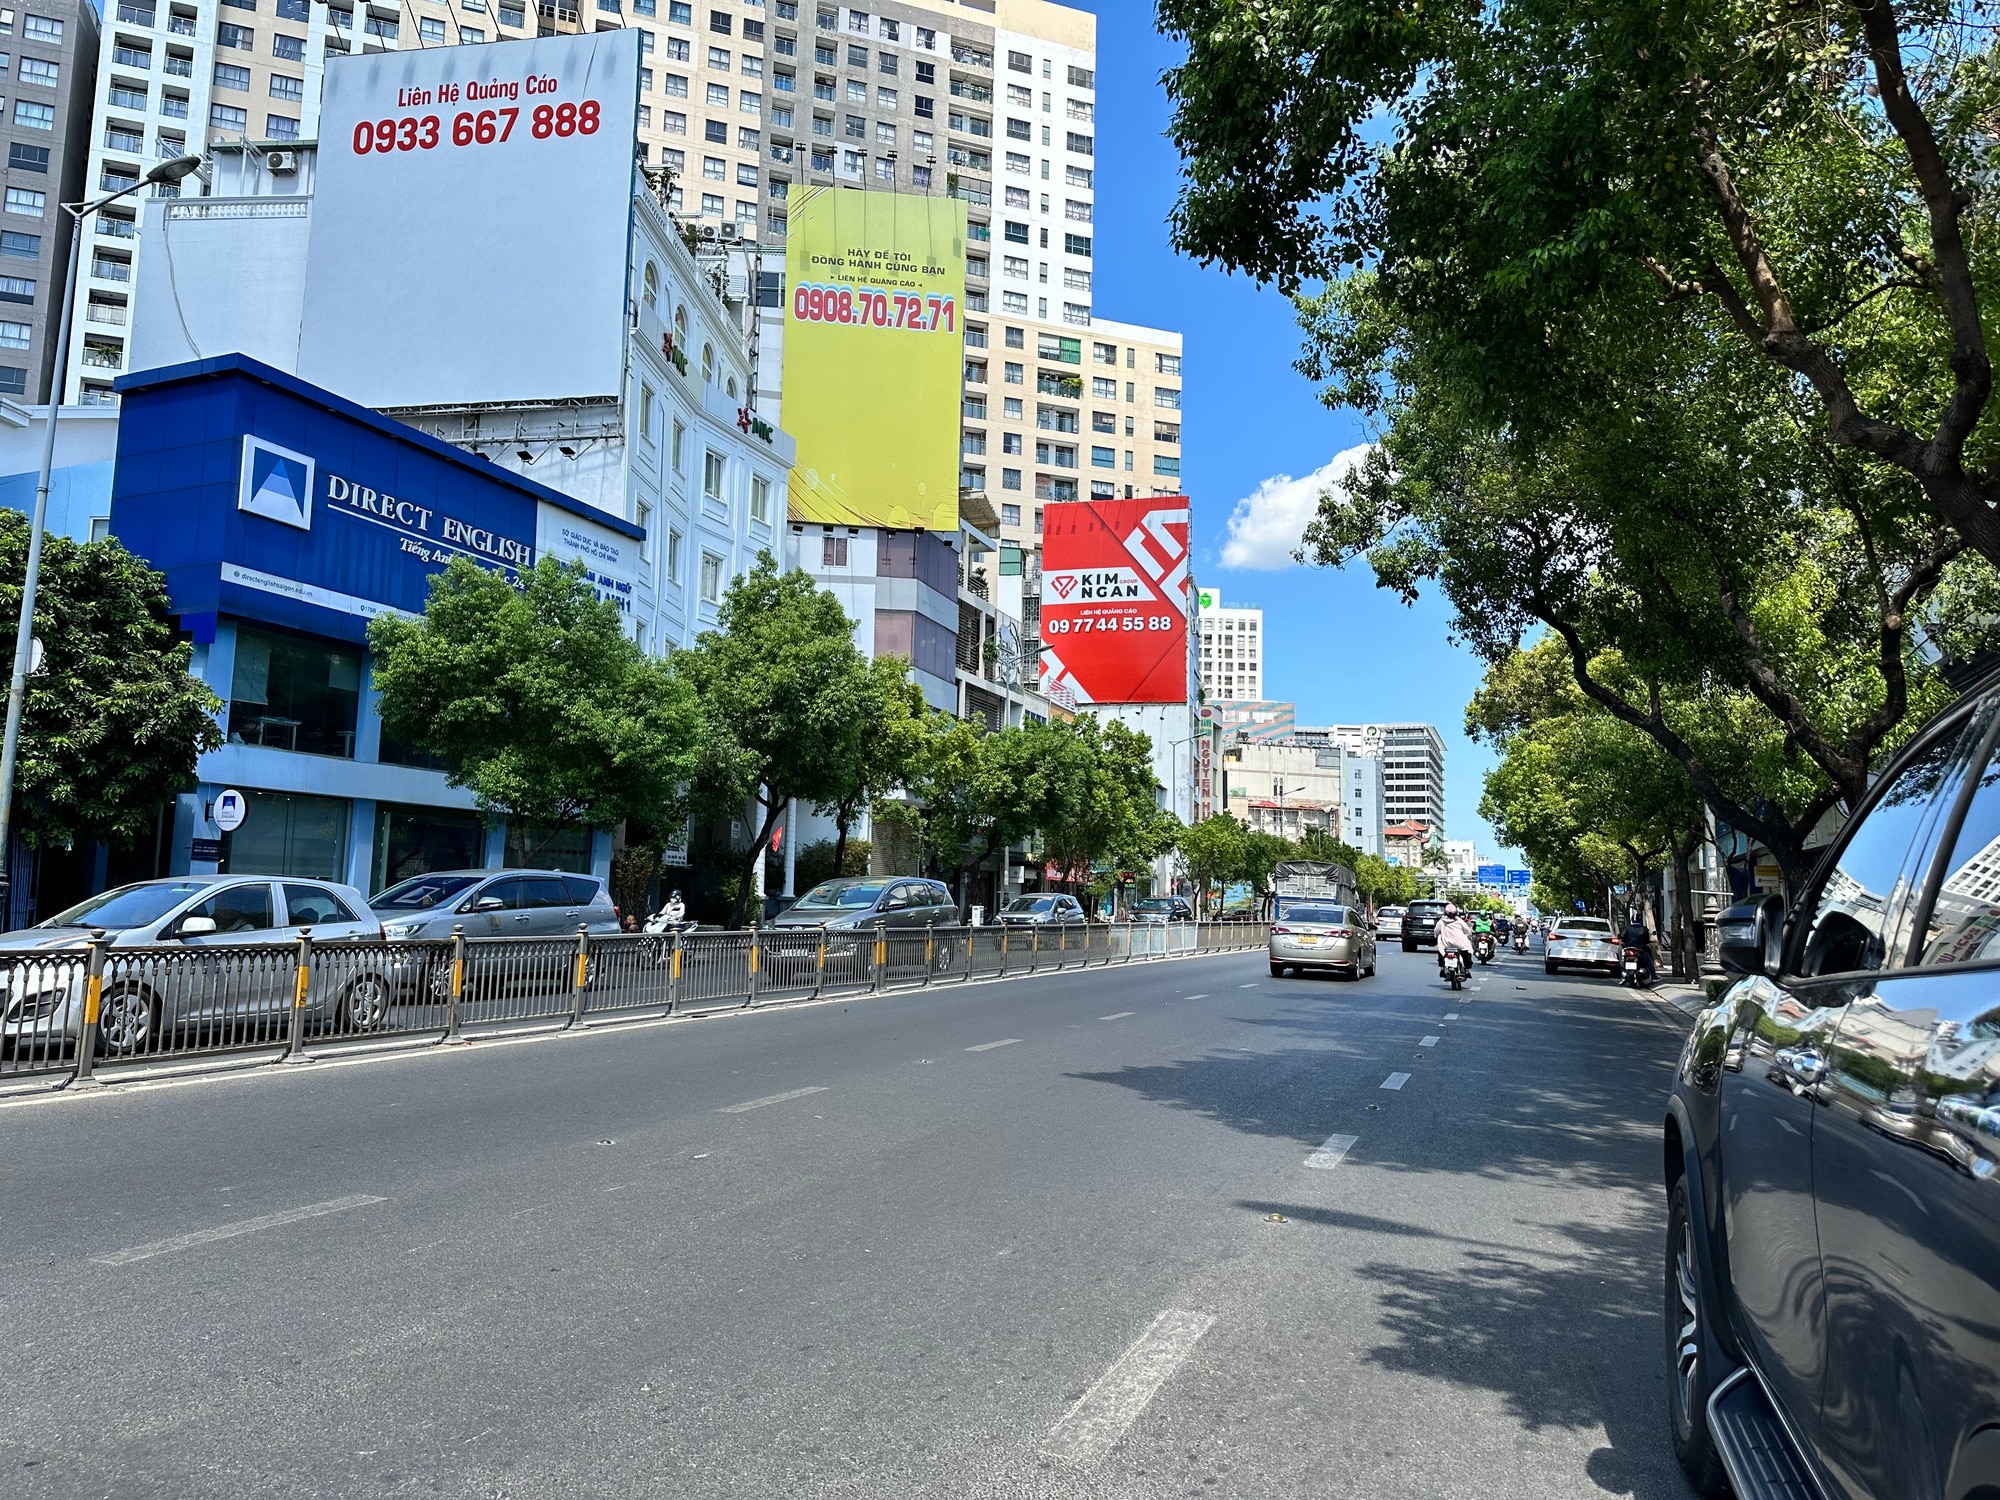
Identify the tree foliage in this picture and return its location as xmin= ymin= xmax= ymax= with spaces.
xmin=371 ymin=557 xmax=697 ymax=861
xmin=1161 ymin=0 xmax=2000 ymax=575
xmin=669 ymin=555 xmax=880 ymax=928
xmin=0 ymin=515 xmax=221 ymax=851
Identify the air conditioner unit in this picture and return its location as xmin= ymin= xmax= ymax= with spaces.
xmin=265 ymin=150 xmax=298 ymax=174
xmin=698 ymin=223 xmax=721 ymax=240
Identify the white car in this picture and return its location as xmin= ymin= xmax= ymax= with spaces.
xmin=1545 ymin=917 xmax=1619 ymax=975
xmin=1376 ymin=906 xmax=1406 ymax=940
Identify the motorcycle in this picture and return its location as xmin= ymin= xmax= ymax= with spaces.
xmin=643 ymin=902 xmax=701 ymax=965
xmin=1512 ymin=928 xmax=1529 ymax=953
xmin=1473 ymin=930 xmax=1496 ymax=965
xmin=1620 ymin=944 xmax=1645 ymax=987
xmin=1443 ymin=949 xmax=1469 ymax=991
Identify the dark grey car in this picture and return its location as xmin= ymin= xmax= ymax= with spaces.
xmin=372 ymin=869 xmax=619 ymax=998
xmin=766 ymin=877 xmax=959 ymax=978
xmin=1667 ymin=684 xmax=2000 ymax=1499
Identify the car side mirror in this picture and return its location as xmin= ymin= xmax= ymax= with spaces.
xmin=472 ymin=896 xmax=504 ymax=912
xmin=1718 ymin=894 xmax=1788 ymax=977
xmin=177 ymin=915 xmax=218 ymax=938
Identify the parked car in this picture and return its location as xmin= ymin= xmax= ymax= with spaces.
xmin=371 ymin=869 xmax=619 ymax=998
xmin=1665 ymin=683 xmax=2000 ymax=1500
xmin=0 ymin=875 xmax=384 ymax=1056
xmin=1269 ymin=903 xmax=1376 ymax=980
xmin=1131 ymin=896 xmax=1194 ymax=924
xmin=1544 ymin=916 xmax=1618 ymax=974
xmin=998 ymin=893 xmax=1089 ymax=926
xmin=1377 ymin=906 xmax=1407 ymax=941
xmin=1400 ymin=899 xmax=1448 ymax=951
xmin=766 ymin=876 xmax=961 ymax=977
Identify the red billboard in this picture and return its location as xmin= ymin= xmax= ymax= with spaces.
xmin=1038 ymin=498 xmax=1192 ymax=705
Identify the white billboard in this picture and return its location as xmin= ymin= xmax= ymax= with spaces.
xmin=297 ymin=30 xmax=640 ymax=408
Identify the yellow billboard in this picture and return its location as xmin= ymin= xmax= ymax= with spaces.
xmin=782 ymin=187 xmax=966 ymax=532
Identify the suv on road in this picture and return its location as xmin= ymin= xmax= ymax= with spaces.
xmin=371 ymin=869 xmax=619 ymax=998
xmin=1666 ymin=684 xmax=2000 ymax=1500
xmin=1400 ymin=899 xmax=1448 ymax=951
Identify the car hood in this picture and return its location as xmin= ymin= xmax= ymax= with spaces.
xmin=0 ymin=927 xmax=114 ymax=951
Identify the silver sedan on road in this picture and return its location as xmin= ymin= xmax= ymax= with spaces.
xmin=1269 ymin=903 xmax=1377 ymax=980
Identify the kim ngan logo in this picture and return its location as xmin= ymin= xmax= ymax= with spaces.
xmin=237 ymin=436 xmax=316 ymax=532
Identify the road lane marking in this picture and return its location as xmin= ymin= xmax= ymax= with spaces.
xmin=717 ymin=1086 xmax=827 ymax=1114
xmin=1238 ymin=983 xmax=1259 ymax=988
xmin=1183 ymin=993 xmax=1208 ymax=1000
xmin=1041 ymin=1308 xmax=1217 ymax=1470
xmin=1303 ymin=1133 xmax=1358 ymax=1171
xmin=1419 ymin=1035 xmax=1440 ymax=1047
xmin=1099 ymin=1011 xmax=1134 ymax=1021
xmin=92 ymin=1193 xmax=385 ymax=1266
xmin=1381 ymin=1072 xmax=1410 ymax=1091
xmin=966 ymin=1038 xmax=1022 ymax=1052
xmin=1443 ymin=1012 xmax=1460 ymax=1020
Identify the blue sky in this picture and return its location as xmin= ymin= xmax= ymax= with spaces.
xmin=1077 ymin=1 xmax=1506 ymax=854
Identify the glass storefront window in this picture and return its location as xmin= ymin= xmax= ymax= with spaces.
xmin=220 ymin=790 xmax=350 ymax=880
xmin=377 ymin=724 xmax=455 ymax=773
xmin=505 ymin=822 xmax=593 ymax=873
xmin=227 ymin=625 xmax=361 ymax=758
xmin=372 ymin=804 xmax=486 ymax=896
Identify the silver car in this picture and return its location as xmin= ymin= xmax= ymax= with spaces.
xmin=1377 ymin=906 xmax=1406 ymax=941
xmin=370 ymin=869 xmax=621 ymax=997
xmin=1269 ymin=902 xmax=1377 ymax=980
xmin=0 ymin=876 xmax=383 ymax=1057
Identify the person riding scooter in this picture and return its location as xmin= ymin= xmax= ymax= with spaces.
xmin=1436 ymin=903 xmax=1474 ymax=980
xmin=1619 ymin=912 xmax=1656 ymax=986
xmin=1470 ymin=909 xmax=1497 ymax=963
xmin=1511 ymin=913 xmax=1530 ymax=952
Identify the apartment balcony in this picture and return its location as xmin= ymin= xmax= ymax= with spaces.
xmin=90 ymin=258 xmax=132 ymax=282
xmin=95 ymin=217 xmax=137 ymax=240
xmin=947 ymin=79 xmax=989 ymax=101
xmin=86 ymin=301 xmax=129 ymax=325
xmin=168 ymin=12 xmax=195 ymax=33
xmin=163 ymin=54 xmax=191 ymax=75
xmin=78 ymin=387 xmax=120 ymax=408
xmin=116 ymin=2 xmax=155 ymax=24
xmin=80 ymin=341 xmax=125 ymax=370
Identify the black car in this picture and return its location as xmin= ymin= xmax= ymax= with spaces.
xmin=1666 ymin=684 xmax=2000 ymax=1499
xmin=1400 ymin=899 xmax=1448 ymax=952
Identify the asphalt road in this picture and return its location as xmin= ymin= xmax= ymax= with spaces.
xmin=0 ymin=940 xmax=1699 ymax=1499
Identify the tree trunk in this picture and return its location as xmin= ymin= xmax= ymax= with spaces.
xmin=728 ymin=793 xmax=786 ymax=930
xmin=1670 ymin=833 xmax=1701 ymax=983
xmin=833 ymin=798 xmax=852 ymax=877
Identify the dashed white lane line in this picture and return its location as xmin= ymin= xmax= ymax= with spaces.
xmin=1041 ymin=1308 xmax=1217 ymax=1470
xmin=966 ymin=1038 xmax=1022 ymax=1052
xmin=1303 ymin=1133 xmax=1358 ymax=1171
xmin=1183 ymin=993 xmax=1209 ymax=1000
xmin=1419 ymin=1035 xmax=1440 ymax=1048
xmin=1381 ymin=1072 xmax=1411 ymax=1091
xmin=1099 ymin=1011 xmax=1135 ymax=1021
xmin=717 ymin=1086 xmax=827 ymax=1114
xmin=1443 ymin=1012 xmax=1460 ymax=1020
xmin=1239 ymin=983 xmax=1259 ymax=989
xmin=93 ymin=1193 xmax=386 ymax=1266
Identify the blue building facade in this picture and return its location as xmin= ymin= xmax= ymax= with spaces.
xmin=105 ymin=354 xmax=649 ymax=897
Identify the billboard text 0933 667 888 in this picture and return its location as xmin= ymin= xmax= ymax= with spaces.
xmin=1038 ymin=497 xmax=1193 ymax=705
xmin=781 ymin=186 xmax=966 ymax=533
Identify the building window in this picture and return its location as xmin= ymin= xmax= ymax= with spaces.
xmin=1154 ymin=454 xmax=1181 ymax=477
xmin=821 ymin=532 xmax=847 ymax=567
xmin=8 ymin=143 xmax=45 ymax=173
xmin=672 ymin=419 xmax=684 ymax=470
xmin=637 ymin=500 xmax=652 ymax=558
xmin=213 ymin=62 xmax=250 ymax=90
xmin=1064 ymin=233 xmax=1092 ymax=258
xmin=217 ymin=22 xmax=252 ymax=48
xmin=750 ymin=473 xmax=770 ymax=523
xmin=4 ymin=187 xmax=41 ymax=217
xmin=0 ymin=320 xmax=26 ymax=348
xmin=265 ymin=114 xmax=299 ymax=138
xmin=703 ymin=450 xmax=725 ymax=500
xmin=0 ymin=230 xmax=35 ymax=259
xmin=273 ymin=33 xmax=304 ymax=59
xmin=666 ymin=526 xmax=683 ymax=584
xmin=11 ymin=99 xmax=50 ymax=129
xmin=23 ymin=14 xmax=61 ymax=43
xmin=699 ymin=551 xmax=722 ymax=603
xmin=209 ymin=103 xmax=248 ymax=130
xmin=638 ymin=381 xmax=655 ymax=441
xmin=1155 ymin=387 xmax=1181 ymax=410
xmin=227 ymin=626 xmax=361 ymax=759
xmin=17 ymin=54 xmax=52 ymax=86
xmin=419 ymin=15 xmax=445 ymax=40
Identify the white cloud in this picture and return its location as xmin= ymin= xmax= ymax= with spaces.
xmin=1218 ymin=444 xmax=1375 ymax=571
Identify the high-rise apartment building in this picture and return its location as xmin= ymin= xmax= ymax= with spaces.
xmin=1196 ymin=590 xmax=1261 ymax=702
xmin=1320 ymin=722 xmax=1446 ymax=832
xmin=0 ymin=0 xmax=97 ymax=402
xmin=61 ymin=0 xmax=359 ymax=403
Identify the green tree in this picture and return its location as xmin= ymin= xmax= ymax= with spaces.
xmin=0 ymin=516 xmax=220 ymax=852
xmin=1175 ymin=813 xmax=1247 ymax=916
xmin=1159 ymin=0 xmax=2000 ymax=573
xmin=1040 ymin=715 xmax=1177 ymax=903
xmin=370 ymin=556 xmax=697 ymax=865
xmin=816 ymin=652 xmax=928 ymax=876
xmin=669 ymin=555 xmax=877 ymax=929
xmin=902 ymin=716 xmax=1066 ymax=917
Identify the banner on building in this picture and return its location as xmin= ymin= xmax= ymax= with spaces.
xmin=782 ymin=187 xmax=965 ymax=532
xmin=299 ymin=29 xmax=642 ymax=407
xmin=1038 ymin=497 xmax=1192 ymax=705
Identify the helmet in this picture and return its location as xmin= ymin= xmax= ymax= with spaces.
xmin=1443 ymin=903 xmax=1459 ymax=915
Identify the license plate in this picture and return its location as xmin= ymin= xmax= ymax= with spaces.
xmin=1297 ymin=936 xmax=1319 ymax=946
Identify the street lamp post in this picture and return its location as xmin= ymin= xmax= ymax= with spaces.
xmin=0 ymin=154 xmax=202 ymax=918
xmin=1273 ymin=782 xmax=1306 ymax=841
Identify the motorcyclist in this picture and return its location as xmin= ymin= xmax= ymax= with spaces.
xmin=1619 ymin=911 xmax=1656 ymax=985
xmin=1435 ymin=903 xmax=1474 ymax=977
xmin=657 ymin=889 xmax=687 ymax=927
xmin=1511 ymin=913 xmax=1530 ymax=951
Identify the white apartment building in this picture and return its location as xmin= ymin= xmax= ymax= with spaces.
xmin=1319 ymin=722 xmax=1446 ymax=831
xmin=62 ymin=0 xmax=366 ymax=403
xmin=125 ymin=144 xmax=794 ymax=660
xmin=1197 ymin=589 xmax=1261 ymax=702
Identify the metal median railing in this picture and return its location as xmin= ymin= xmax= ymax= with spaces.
xmin=0 ymin=918 xmax=1269 ymax=1087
